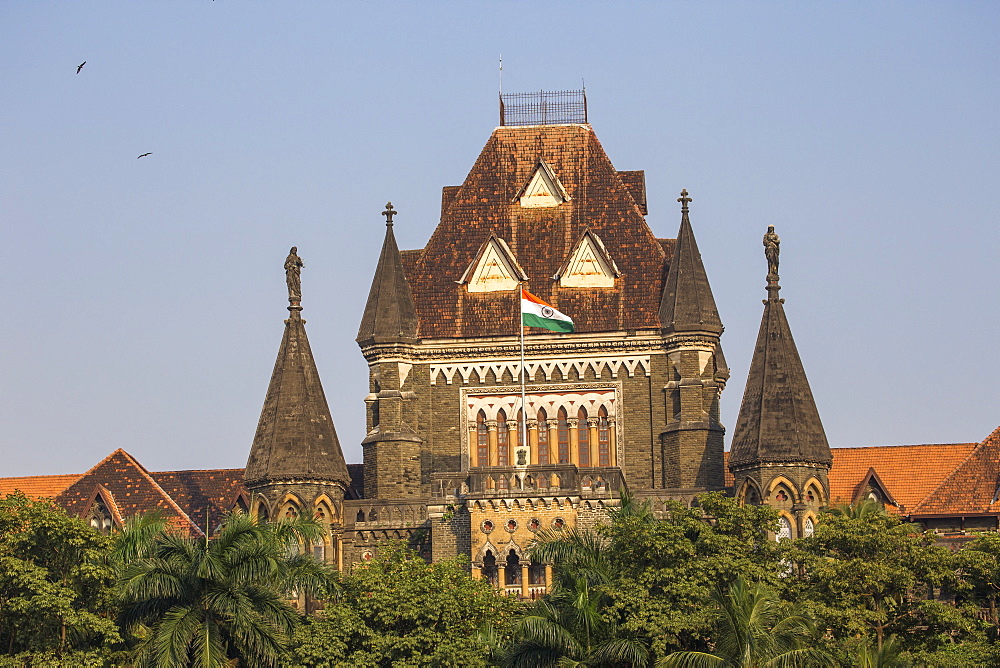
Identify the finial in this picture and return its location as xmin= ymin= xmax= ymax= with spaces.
xmin=284 ymin=246 xmax=304 ymax=312
xmin=382 ymin=202 xmax=397 ymax=226
xmin=677 ymin=189 xmax=691 ymax=214
xmin=763 ymin=225 xmax=781 ymax=298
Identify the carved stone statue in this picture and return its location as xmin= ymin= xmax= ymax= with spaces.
xmin=284 ymin=246 xmax=304 ymax=302
xmin=763 ymin=226 xmax=780 ymax=276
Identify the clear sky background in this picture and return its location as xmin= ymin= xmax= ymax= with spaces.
xmin=2 ymin=2 xmax=998 ymax=477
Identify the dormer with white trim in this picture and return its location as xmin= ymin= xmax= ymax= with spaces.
xmin=553 ymin=229 xmax=621 ymax=288
xmin=517 ymin=160 xmax=570 ymax=208
xmin=459 ymin=233 xmax=529 ymax=293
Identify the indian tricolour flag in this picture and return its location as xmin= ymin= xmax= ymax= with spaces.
xmin=521 ymin=288 xmax=574 ymax=333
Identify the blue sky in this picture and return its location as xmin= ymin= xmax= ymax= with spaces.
xmin=2 ymin=1 xmax=998 ymax=476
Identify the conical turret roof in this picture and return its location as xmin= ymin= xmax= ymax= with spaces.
xmin=730 ymin=229 xmax=832 ymax=468
xmin=357 ymin=203 xmax=418 ymax=345
xmin=659 ymin=191 xmax=724 ymax=336
xmin=245 ymin=254 xmax=351 ymax=487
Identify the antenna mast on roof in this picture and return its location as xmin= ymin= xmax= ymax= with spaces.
xmin=499 ymin=53 xmax=503 ymax=95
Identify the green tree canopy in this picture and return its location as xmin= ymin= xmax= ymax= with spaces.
xmin=289 ymin=542 xmax=522 ymax=667
xmin=0 ymin=493 xmax=119 ymax=663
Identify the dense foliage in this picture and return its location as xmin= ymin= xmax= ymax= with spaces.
xmin=4 ymin=495 xmax=1000 ymax=666
xmin=0 ymin=493 xmax=119 ymax=666
xmin=288 ymin=543 xmax=522 ymax=667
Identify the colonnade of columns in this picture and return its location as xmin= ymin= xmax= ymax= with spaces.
xmin=471 ymin=561 xmax=554 ymax=598
xmin=470 ymin=415 xmax=617 ymax=468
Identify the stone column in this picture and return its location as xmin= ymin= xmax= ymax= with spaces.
xmin=487 ymin=420 xmax=499 ymax=467
xmin=471 ymin=566 xmax=482 ymax=579
xmin=568 ymin=418 xmax=580 ymax=466
xmin=547 ymin=419 xmax=558 ymax=466
xmin=528 ymin=420 xmax=539 ymax=465
xmin=587 ymin=418 xmax=599 ymax=467
xmin=608 ymin=418 xmax=618 ymax=467
xmin=497 ymin=564 xmax=506 ymax=590
xmin=468 ymin=424 xmax=479 ymax=467
xmin=521 ymin=564 xmax=530 ymax=598
xmin=544 ymin=564 xmax=554 ymax=593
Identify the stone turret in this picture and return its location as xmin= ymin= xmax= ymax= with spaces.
xmin=657 ymin=191 xmax=728 ymax=490
xmin=245 ymin=248 xmax=350 ymax=554
xmin=357 ymin=204 xmax=423 ymax=499
xmin=730 ymin=227 xmax=832 ymax=538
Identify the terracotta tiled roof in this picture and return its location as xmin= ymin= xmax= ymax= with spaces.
xmin=55 ymin=449 xmax=206 ymax=536
xmin=909 ymin=426 xmax=1000 ymax=516
xmin=828 ymin=443 xmax=976 ymax=514
xmin=403 ymin=124 xmax=670 ymax=338
xmin=0 ymin=474 xmax=80 ymax=499
xmin=151 ymin=469 xmax=247 ymax=531
xmin=725 ymin=443 xmax=977 ymax=515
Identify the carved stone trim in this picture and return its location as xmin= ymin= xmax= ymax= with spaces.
xmin=430 ymin=356 xmax=650 ymax=385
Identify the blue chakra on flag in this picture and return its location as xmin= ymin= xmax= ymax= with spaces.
xmin=540 ymin=306 xmax=554 ymax=318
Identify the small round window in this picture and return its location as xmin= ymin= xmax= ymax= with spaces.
xmin=481 ymin=520 xmax=495 ymax=534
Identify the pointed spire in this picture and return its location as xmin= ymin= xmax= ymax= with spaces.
xmin=245 ymin=251 xmax=351 ymax=488
xmin=729 ymin=228 xmax=832 ymax=467
xmin=357 ymin=202 xmax=418 ymax=345
xmin=659 ymin=190 xmax=724 ymax=336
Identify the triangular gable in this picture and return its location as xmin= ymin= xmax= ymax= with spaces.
xmin=852 ymin=467 xmax=899 ymax=508
xmin=459 ymin=233 xmax=528 ymax=293
xmin=517 ymin=160 xmax=570 ymax=208
xmin=910 ymin=426 xmax=1000 ymax=516
xmin=54 ymin=449 xmax=204 ymax=536
xmin=553 ymin=228 xmax=621 ymax=288
xmin=80 ymin=484 xmax=125 ymax=531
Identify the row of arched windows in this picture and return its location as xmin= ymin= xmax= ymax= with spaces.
xmin=473 ymin=406 xmax=614 ymax=468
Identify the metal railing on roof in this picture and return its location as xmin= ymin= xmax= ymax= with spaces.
xmin=500 ymin=90 xmax=588 ymax=126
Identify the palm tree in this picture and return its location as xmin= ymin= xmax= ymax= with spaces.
xmin=658 ymin=576 xmax=834 ymax=668
xmin=499 ymin=493 xmax=652 ymax=667
xmin=850 ymin=635 xmax=910 ymax=668
xmin=823 ymin=499 xmax=886 ymax=519
xmin=499 ymin=570 xmax=648 ymax=667
xmin=116 ymin=511 xmax=333 ymax=668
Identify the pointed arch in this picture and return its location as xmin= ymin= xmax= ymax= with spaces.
xmin=737 ymin=478 xmax=763 ymax=506
xmin=497 ymin=409 xmax=510 ymax=467
xmin=476 ymin=410 xmax=489 ymax=468
xmin=557 ymin=407 xmax=570 ymax=464
xmin=802 ymin=477 xmax=827 ymax=506
xmin=766 ymin=476 xmax=800 ymax=504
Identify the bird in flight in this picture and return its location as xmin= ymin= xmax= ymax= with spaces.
xmin=76 ymin=61 xmax=86 ymax=74
xmin=137 ymin=152 xmax=153 ymax=159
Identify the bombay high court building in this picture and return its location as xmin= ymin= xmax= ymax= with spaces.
xmin=5 ymin=91 xmax=999 ymax=598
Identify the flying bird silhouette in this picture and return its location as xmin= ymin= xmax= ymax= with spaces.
xmin=137 ymin=152 xmax=152 ymax=159
xmin=76 ymin=61 xmax=86 ymax=74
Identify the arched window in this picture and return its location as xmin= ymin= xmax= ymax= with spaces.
xmin=497 ymin=410 xmax=509 ymax=466
xmin=598 ymin=406 xmax=611 ymax=466
xmin=476 ymin=410 xmax=488 ymax=467
xmin=803 ymin=517 xmax=815 ymax=538
xmin=483 ymin=550 xmax=498 ymax=585
xmin=776 ymin=516 xmax=793 ymax=541
xmin=577 ymin=407 xmax=590 ymax=467
xmin=537 ymin=409 xmax=549 ymax=465
xmin=557 ymin=407 xmax=570 ymax=464
xmin=506 ymin=549 xmax=520 ymax=586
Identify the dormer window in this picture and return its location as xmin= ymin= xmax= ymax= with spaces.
xmin=517 ymin=160 xmax=570 ymax=208
xmin=553 ymin=229 xmax=621 ymax=288
xmin=458 ymin=234 xmax=528 ymax=293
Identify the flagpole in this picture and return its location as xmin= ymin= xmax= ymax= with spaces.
xmin=518 ymin=283 xmax=528 ymax=468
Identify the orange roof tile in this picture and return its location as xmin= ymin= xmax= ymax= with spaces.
xmin=828 ymin=443 xmax=976 ymax=513
xmin=910 ymin=426 xmax=1000 ymax=516
xmin=0 ymin=474 xmax=81 ymax=499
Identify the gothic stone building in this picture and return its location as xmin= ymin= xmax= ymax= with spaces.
xmin=3 ymin=94 xmax=997 ymax=593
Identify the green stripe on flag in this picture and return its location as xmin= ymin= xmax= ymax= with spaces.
xmin=522 ymin=313 xmax=574 ymax=332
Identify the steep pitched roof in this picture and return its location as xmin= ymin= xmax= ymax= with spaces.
xmin=827 ymin=443 xmax=976 ymax=514
xmin=401 ymin=124 xmax=669 ymax=338
xmin=54 ymin=449 xmax=205 ymax=535
xmin=658 ymin=192 xmax=723 ymax=336
xmin=0 ymin=474 xmax=80 ymax=499
xmin=730 ymin=248 xmax=831 ymax=468
xmin=357 ymin=217 xmax=418 ymax=345
xmin=246 ymin=307 xmax=351 ymax=488
xmin=724 ymin=442 xmax=977 ymax=515
xmin=910 ymin=426 xmax=1000 ymax=516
